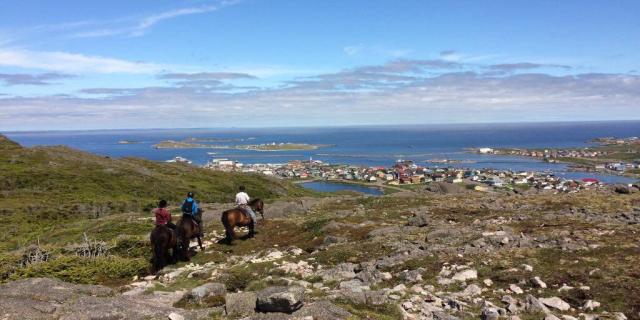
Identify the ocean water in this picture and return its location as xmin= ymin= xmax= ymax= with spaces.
xmin=5 ymin=121 xmax=640 ymax=184
xmin=300 ymin=181 xmax=384 ymax=196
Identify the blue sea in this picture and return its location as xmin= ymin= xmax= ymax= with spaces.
xmin=4 ymin=121 xmax=640 ymax=184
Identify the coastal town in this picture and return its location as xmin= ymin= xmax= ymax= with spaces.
xmin=472 ymin=136 xmax=640 ymax=177
xmin=201 ymin=157 xmax=639 ymax=194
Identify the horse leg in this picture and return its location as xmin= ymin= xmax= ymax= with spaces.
xmin=248 ymin=219 xmax=256 ymax=238
xmin=197 ymin=236 xmax=204 ymax=250
xmin=180 ymin=236 xmax=190 ymax=261
xmin=225 ymin=226 xmax=235 ymax=244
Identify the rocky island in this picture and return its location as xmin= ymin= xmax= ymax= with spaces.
xmin=154 ymin=139 xmax=330 ymax=151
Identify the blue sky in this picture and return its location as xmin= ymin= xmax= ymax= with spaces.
xmin=0 ymin=0 xmax=639 ymax=130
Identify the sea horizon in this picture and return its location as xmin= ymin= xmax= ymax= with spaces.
xmin=4 ymin=119 xmax=640 ymax=134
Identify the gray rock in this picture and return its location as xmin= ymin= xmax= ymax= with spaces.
xmin=256 ymin=286 xmax=305 ymax=313
xmin=188 ymin=282 xmax=225 ymax=302
xmin=432 ymin=311 xmax=460 ymax=320
xmin=481 ymin=307 xmax=500 ymax=320
xmin=451 ymin=269 xmax=477 ymax=281
xmin=226 ymin=292 xmax=257 ymax=317
xmin=0 ymin=278 xmax=209 ymax=320
xmin=400 ymin=269 xmax=424 ymax=283
xmin=339 ymin=289 xmax=388 ymax=306
xmin=319 ymin=263 xmax=358 ymax=282
xmin=407 ymin=212 xmax=430 ymax=227
xmin=530 ymin=276 xmax=547 ymax=288
xmin=339 ymin=279 xmax=369 ymax=292
xmin=293 ymin=300 xmax=351 ymax=320
xmin=524 ymin=294 xmax=550 ymax=313
xmin=539 ymin=297 xmax=570 ymax=311
xmin=323 ymin=235 xmax=348 ymax=245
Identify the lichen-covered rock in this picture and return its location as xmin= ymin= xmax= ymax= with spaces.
xmin=256 ymin=286 xmax=305 ymax=313
xmin=293 ymin=300 xmax=351 ymax=320
xmin=225 ymin=292 xmax=257 ymax=317
xmin=187 ymin=282 xmax=226 ymax=302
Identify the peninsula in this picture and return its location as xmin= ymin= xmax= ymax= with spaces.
xmin=470 ymin=136 xmax=640 ymax=177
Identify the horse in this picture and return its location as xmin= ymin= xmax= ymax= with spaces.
xmin=149 ymin=224 xmax=177 ymax=274
xmin=221 ymin=198 xmax=264 ymax=244
xmin=176 ymin=209 xmax=204 ymax=260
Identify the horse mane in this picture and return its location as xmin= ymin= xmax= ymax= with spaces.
xmin=248 ymin=198 xmax=261 ymax=206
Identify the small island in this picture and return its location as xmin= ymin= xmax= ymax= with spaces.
xmin=153 ymin=139 xmax=331 ymax=151
xmin=117 ymin=140 xmax=142 ymax=144
xmin=153 ymin=140 xmax=212 ymax=149
xmin=236 ymin=142 xmax=331 ymax=151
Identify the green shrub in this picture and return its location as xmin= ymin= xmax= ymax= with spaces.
xmin=10 ymin=255 xmax=147 ymax=284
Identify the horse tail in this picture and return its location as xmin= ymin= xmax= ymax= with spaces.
xmin=221 ymin=209 xmax=231 ymax=230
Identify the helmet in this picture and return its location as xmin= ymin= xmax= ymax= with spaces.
xmin=187 ymin=192 xmax=194 ymax=198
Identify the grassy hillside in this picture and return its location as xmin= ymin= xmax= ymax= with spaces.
xmin=0 ymin=135 xmax=310 ymax=283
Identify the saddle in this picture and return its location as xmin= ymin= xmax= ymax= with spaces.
xmin=237 ymin=205 xmax=250 ymax=219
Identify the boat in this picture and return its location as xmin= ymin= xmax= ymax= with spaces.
xmin=166 ymin=156 xmax=192 ymax=164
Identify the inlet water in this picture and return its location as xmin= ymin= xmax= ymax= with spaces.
xmin=300 ymin=181 xmax=384 ymax=195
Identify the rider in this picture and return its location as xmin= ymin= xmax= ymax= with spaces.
xmin=181 ymin=192 xmax=203 ymax=236
xmin=235 ymin=186 xmax=257 ymax=229
xmin=153 ymin=199 xmax=176 ymax=230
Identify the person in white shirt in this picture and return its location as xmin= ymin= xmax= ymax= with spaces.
xmin=235 ymin=185 xmax=257 ymax=227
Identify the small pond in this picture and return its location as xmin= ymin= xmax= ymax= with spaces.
xmin=300 ymin=181 xmax=384 ymax=195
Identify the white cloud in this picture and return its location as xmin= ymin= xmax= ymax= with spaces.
xmin=72 ymin=1 xmax=240 ymax=38
xmin=2 ymin=59 xmax=639 ymax=130
xmin=344 ymin=45 xmax=364 ymax=56
xmin=0 ymin=49 xmax=163 ymax=74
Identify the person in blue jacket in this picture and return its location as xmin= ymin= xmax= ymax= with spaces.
xmin=181 ymin=192 xmax=203 ymax=236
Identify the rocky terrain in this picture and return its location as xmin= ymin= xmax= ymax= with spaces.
xmin=2 ymin=187 xmax=639 ymax=320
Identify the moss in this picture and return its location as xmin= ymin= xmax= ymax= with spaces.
xmin=8 ymin=255 xmax=147 ymax=285
xmin=337 ymin=300 xmax=403 ymax=320
xmin=173 ymin=294 xmax=225 ymax=309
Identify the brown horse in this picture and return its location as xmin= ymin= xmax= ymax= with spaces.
xmin=149 ymin=225 xmax=177 ymax=274
xmin=221 ymin=198 xmax=264 ymax=244
xmin=176 ymin=209 xmax=204 ymax=260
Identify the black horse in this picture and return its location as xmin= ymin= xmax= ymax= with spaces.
xmin=149 ymin=224 xmax=178 ymax=274
xmin=176 ymin=209 xmax=204 ymax=260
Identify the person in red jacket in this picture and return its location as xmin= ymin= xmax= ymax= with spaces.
xmin=153 ymin=199 xmax=176 ymax=230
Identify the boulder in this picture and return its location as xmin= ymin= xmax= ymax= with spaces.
xmin=509 ymin=284 xmax=524 ymax=294
xmin=451 ymin=269 xmax=477 ymax=282
xmin=399 ymin=269 xmax=424 ymax=283
xmin=530 ymin=276 xmax=547 ymax=288
xmin=582 ymin=300 xmax=600 ymax=311
xmin=187 ymin=282 xmax=226 ymax=302
xmin=539 ymin=297 xmax=570 ymax=311
xmin=0 ymin=278 xmax=208 ymax=319
xmin=524 ymin=294 xmax=550 ymax=313
xmin=614 ymin=185 xmax=631 ymax=194
xmin=319 ymin=263 xmax=358 ymax=282
xmin=225 ymin=292 xmax=257 ymax=317
xmin=339 ymin=279 xmax=369 ymax=292
xmin=481 ymin=307 xmax=500 ymax=320
xmin=293 ymin=300 xmax=351 ymax=320
xmin=407 ymin=212 xmax=430 ymax=227
xmin=256 ymin=286 xmax=305 ymax=313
